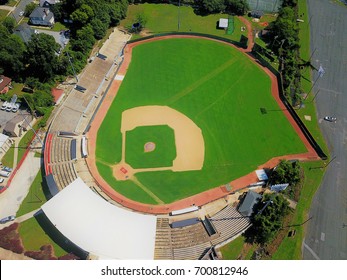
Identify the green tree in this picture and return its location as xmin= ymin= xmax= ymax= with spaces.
xmin=270 ymin=160 xmax=301 ymax=187
xmin=0 ymin=26 xmax=25 ymax=78
xmin=2 ymin=17 xmax=16 ymax=33
xmin=225 ymin=0 xmax=249 ymax=15
xmin=252 ymin=193 xmax=290 ymax=244
xmin=199 ymin=0 xmax=226 ymax=13
xmin=90 ymin=18 xmax=107 ymax=39
xmin=24 ymin=3 xmax=37 ymax=17
xmin=24 ymin=33 xmax=61 ymax=82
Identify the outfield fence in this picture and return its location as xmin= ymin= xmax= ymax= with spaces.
xmin=251 ymin=45 xmax=327 ymax=160
xmin=127 ymin=32 xmax=248 ymax=49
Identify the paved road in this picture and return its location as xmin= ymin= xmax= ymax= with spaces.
xmin=303 ymin=0 xmax=347 ymax=260
xmin=11 ymin=0 xmax=34 ymax=22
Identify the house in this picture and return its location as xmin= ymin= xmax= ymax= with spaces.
xmin=13 ymin=23 xmax=36 ymax=43
xmin=40 ymin=0 xmax=60 ymax=7
xmin=29 ymin=7 xmax=55 ymax=27
xmin=238 ymin=190 xmax=262 ymax=217
xmin=3 ymin=114 xmax=34 ymax=138
xmin=0 ymin=76 xmax=12 ymax=94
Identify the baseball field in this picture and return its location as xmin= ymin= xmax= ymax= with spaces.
xmin=95 ymin=37 xmax=307 ymax=204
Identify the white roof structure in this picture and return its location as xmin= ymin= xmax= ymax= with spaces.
xmin=41 ymin=178 xmax=157 ymax=259
xmin=0 ymin=133 xmax=9 ymax=149
xmin=219 ymin=18 xmax=228 ymax=28
xmin=256 ymin=169 xmax=268 ymax=181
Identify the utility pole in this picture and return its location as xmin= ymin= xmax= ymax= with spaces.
xmin=66 ymin=51 xmax=78 ymax=83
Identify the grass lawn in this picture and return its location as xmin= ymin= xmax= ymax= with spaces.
xmin=271 ymin=161 xmax=325 ymax=259
xmin=1 ymin=146 xmax=15 ymax=168
xmin=17 ymin=123 xmax=38 ymax=163
xmin=296 ymin=0 xmax=328 ymax=152
xmin=125 ymin=125 xmax=176 ymax=169
xmin=120 ymin=4 xmax=244 ymax=42
xmin=220 ymin=235 xmax=245 ymax=259
xmin=97 ymin=38 xmax=307 ymax=204
xmin=51 ymin=21 xmax=70 ymax=32
xmin=0 ymin=9 xmax=9 ymax=22
xmin=16 ymin=170 xmax=47 ymax=217
xmin=17 ymin=169 xmax=68 ymax=258
xmin=18 ymin=218 xmax=68 ymax=258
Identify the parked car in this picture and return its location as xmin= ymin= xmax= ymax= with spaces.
xmin=324 ymin=116 xmax=337 ymax=122
xmin=5 ymin=103 xmax=13 ymax=112
xmin=1 ymin=101 xmax=9 ymax=110
xmin=0 ymin=215 xmax=15 ymax=224
xmin=0 ymin=178 xmax=4 ymax=183
xmin=0 ymin=186 xmax=4 ymax=191
xmin=0 ymin=171 xmax=10 ymax=177
xmin=19 ymin=11 xmax=24 ymax=17
xmin=2 ymin=166 xmax=12 ymax=172
xmin=11 ymin=103 xmax=20 ymax=113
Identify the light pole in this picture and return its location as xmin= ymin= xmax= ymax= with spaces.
xmin=257 ymin=200 xmax=273 ymax=216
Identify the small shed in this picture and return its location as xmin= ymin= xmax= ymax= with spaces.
xmin=238 ymin=190 xmax=262 ymax=217
xmin=219 ymin=18 xmax=228 ymax=29
xmin=250 ymin=10 xmax=264 ymax=19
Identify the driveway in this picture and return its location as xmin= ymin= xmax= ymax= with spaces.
xmin=303 ymin=0 xmax=347 ymax=260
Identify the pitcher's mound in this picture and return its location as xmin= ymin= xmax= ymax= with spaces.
xmin=144 ymin=142 xmax=156 ymax=153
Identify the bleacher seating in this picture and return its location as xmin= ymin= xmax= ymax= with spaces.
xmin=46 ymin=132 xmax=78 ymax=190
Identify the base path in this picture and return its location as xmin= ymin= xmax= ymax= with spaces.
xmin=86 ymin=33 xmax=320 ymax=215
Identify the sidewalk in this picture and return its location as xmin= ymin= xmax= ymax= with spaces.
xmin=0 ymin=150 xmax=41 ymax=218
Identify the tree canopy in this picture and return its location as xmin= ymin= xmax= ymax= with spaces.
xmin=252 ymin=193 xmax=290 ymax=244
xmin=24 ymin=34 xmax=61 ymax=82
xmin=270 ymin=160 xmax=301 ymax=187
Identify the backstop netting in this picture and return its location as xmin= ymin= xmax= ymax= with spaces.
xmin=247 ymin=0 xmax=283 ymax=12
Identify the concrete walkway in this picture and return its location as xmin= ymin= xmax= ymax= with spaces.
xmin=0 ymin=5 xmax=15 ymax=11
xmin=0 ymin=150 xmax=41 ymax=218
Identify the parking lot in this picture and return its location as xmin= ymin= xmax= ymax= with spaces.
xmin=0 ymin=101 xmax=26 ymax=131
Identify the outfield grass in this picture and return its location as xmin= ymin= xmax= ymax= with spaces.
xmin=125 ymin=125 xmax=176 ymax=169
xmin=96 ymin=38 xmax=307 ymax=204
xmin=120 ymin=4 xmax=244 ymax=41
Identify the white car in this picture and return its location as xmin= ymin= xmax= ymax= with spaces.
xmin=324 ymin=116 xmax=337 ymax=122
xmin=11 ymin=103 xmax=20 ymax=113
xmin=19 ymin=11 xmax=24 ymax=17
xmin=0 ymin=178 xmax=4 ymax=183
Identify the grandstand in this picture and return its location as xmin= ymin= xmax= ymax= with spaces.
xmin=154 ymin=205 xmax=251 ymax=260
xmin=247 ymin=0 xmax=283 ymax=12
